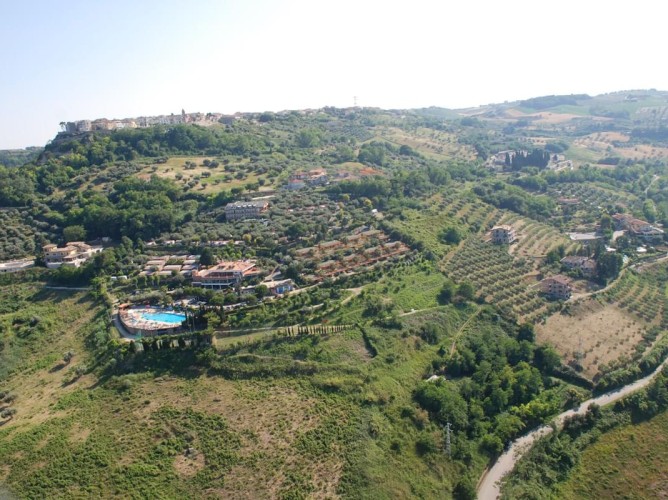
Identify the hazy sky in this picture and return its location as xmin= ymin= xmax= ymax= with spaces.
xmin=1 ymin=0 xmax=666 ymax=149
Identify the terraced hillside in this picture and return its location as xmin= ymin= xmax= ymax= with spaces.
xmin=386 ymin=194 xmax=503 ymax=259
xmin=443 ymin=237 xmax=549 ymax=321
xmin=498 ymin=213 xmax=577 ymax=265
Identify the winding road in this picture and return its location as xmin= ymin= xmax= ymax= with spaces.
xmin=477 ymin=355 xmax=668 ymax=499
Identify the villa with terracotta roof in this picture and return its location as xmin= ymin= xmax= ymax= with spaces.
xmin=540 ymin=275 xmax=572 ymax=300
xmin=43 ymin=242 xmax=103 ymax=269
xmin=612 ymin=213 xmax=664 ymax=241
xmin=191 ymin=260 xmax=262 ymax=289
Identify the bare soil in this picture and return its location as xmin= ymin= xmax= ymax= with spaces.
xmin=537 ymin=299 xmax=645 ymax=378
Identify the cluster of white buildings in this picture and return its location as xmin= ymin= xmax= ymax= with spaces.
xmin=61 ymin=111 xmax=226 ymax=134
xmin=139 ymin=255 xmax=200 ymax=278
xmin=612 ymin=213 xmax=664 ymax=241
xmin=286 ymin=169 xmax=329 ymax=190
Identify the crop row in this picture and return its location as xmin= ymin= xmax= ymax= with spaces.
xmin=599 ymin=271 xmax=667 ymax=325
xmin=548 ymin=183 xmax=638 ymax=210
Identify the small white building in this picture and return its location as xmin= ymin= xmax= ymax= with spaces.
xmin=0 ymin=259 xmax=35 ymax=273
xmin=541 ymin=275 xmax=572 ymax=300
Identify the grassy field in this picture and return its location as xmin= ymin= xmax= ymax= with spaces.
xmin=0 ymin=278 xmax=487 ymax=499
xmin=136 ymin=156 xmax=275 ymax=194
xmin=558 ymin=410 xmax=668 ymax=499
xmin=332 ymin=261 xmax=450 ymax=325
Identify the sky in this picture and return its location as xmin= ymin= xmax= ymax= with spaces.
xmin=1 ymin=0 xmax=666 ymax=149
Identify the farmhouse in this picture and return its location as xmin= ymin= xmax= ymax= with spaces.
xmin=612 ymin=213 xmax=664 ymax=241
xmin=491 ymin=225 xmax=517 ymax=244
xmin=540 ymin=275 xmax=572 ymax=300
xmin=191 ymin=260 xmax=262 ymax=289
xmin=43 ymin=242 xmax=103 ymax=269
xmin=561 ymin=256 xmax=597 ymax=276
xmin=225 ymin=200 xmax=270 ymax=221
xmin=286 ymin=169 xmax=329 ymax=190
xmin=0 ymin=258 xmax=35 ymax=273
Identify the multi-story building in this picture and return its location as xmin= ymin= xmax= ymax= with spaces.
xmin=541 ymin=275 xmax=572 ymax=300
xmin=191 ymin=260 xmax=262 ymax=289
xmin=491 ymin=225 xmax=517 ymax=245
xmin=43 ymin=242 xmax=103 ymax=269
xmin=224 ymin=200 xmax=270 ymax=221
xmin=613 ymin=213 xmax=665 ymax=241
xmin=561 ymin=256 xmax=597 ymax=277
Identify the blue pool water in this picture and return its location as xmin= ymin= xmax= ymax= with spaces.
xmin=140 ymin=311 xmax=186 ymax=324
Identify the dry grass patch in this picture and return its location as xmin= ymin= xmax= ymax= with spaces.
xmin=173 ymin=450 xmax=206 ymax=478
xmin=0 ymin=464 xmax=10 ymax=482
xmin=537 ymin=299 xmax=644 ymax=379
xmin=68 ymin=423 xmax=91 ymax=444
xmin=128 ymin=376 xmax=344 ymax=498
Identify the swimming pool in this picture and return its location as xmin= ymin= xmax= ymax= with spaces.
xmin=140 ymin=311 xmax=186 ymax=324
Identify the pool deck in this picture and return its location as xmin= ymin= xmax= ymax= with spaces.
xmin=119 ymin=306 xmax=186 ymax=337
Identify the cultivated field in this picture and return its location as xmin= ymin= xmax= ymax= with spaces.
xmin=498 ymin=213 xmax=577 ymax=264
xmin=388 ymin=193 xmax=503 ymax=259
xmin=375 ymin=126 xmax=477 ymax=161
xmin=538 ymin=266 xmax=668 ymax=379
xmin=573 ymin=132 xmax=668 ymax=161
xmin=536 ymin=299 xmax=645 ymax=379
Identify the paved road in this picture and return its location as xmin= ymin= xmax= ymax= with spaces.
xmin=477 ymin=355 xmax=668 ymax=499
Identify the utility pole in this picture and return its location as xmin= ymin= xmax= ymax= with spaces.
xmin=353 ymin=96 xmax=358 ymax=107
xmin=445 ymin=422 xmax=452 ymax=458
